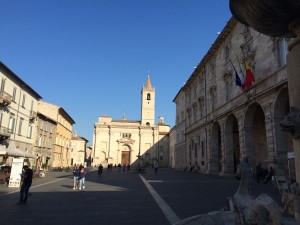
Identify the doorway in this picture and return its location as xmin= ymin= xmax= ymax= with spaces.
xmin=121 ymin=151 xmax=130 ymax=165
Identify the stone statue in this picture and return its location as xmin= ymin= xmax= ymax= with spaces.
xmin=280 ymin=107 xmax=300 ymax=139
xmin=175 ymin=157 xmax=298 ymax=225
xmin=233 ymin=157 xmax=282 ymax=225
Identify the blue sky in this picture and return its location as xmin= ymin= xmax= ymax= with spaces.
xmin=0 ymin=1 xmax=231 ymax=144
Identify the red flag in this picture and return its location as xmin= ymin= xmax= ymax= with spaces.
xmin=242 ymin=62 xmax=255 ymax=90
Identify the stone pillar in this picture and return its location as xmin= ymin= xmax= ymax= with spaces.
xmin=287 ymin=20 xmax=300 ymax=184
xmin=263 ymin=102 xmax=277 ymax=166
xmin=220 ymin=119 xmax=234 ymax=176
xmin=207 ymin=124 xmax=219 ymax=174
xmin=237 ymin=113 xmax=246 ymax=160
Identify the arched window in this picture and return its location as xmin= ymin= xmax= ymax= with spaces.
xmin=147 ymin=93 xmax=151 ymax=100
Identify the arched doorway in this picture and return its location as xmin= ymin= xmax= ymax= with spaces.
xmin=211 ymin=122 xmax=222 ymax=173
xmin=244 ymin=103 xmax=268 ymax=169
xmin=225 ymin=114 xmax=240 ymax=174
xmin=274 ymin=88 xmax=294 ymax=179
xmin=121 ymin=145 xmax=131 ymax=165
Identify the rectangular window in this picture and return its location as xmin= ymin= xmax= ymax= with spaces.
xmin=0 ymin=78 xmax=6 ymax=92
xmin=0 ymin=112 xmax=3 ymax=127
xmin=48 ymin=138 xmax=52 ymax=147
xmin=211 ymin=94 xmax=216 ymax=110
xmin=30 ymin=100 xmax=34 ymax=111
xmin=22 ymin=94 xmax=26 ymax=108
xmin=278 ymin=38 xmax=288 ymax=67
xmin=122 ymin=133 xmax=131 ymax=138
xmin=42 ymin=136 xmax=46 ymax=147
xmin=27 ymin=124 xmax=33 ymax=138
xmin=226 ymin=81 xmax=232 ymax=101
xmin=12 ymin=87 xmax=17 ymax=102
xmin=18 ymin=118 xmax=23 ymax=135
xmin=8 ymin=116 xmax=15 ymax=133
xmin=39 ymin=136 xmax=42 ymax=147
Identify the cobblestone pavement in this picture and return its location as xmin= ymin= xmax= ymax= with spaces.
xmin=0 ymin=168 xmax=289 ymax=225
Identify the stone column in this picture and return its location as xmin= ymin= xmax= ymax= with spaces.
xmin=207 ymin=124 xmax=219 ymax=174
xmin=287 ymin=19 xmax=300 ymax=183
xmin=263 ymin=102 xmax=277 ymax=166
xmin=237 ymin=113 xmax=246 ymax=160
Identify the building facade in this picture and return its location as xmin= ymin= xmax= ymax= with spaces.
xmin=92 ymin=75 xmax=170 ymax=168
xmin=0 ymin=61 xmax=42 ymax=166
xmin=171 ymin=18 xmax=294 ymax=180
xmin=38 ymin=101 xmax=75 ymax=168
xmin=32 ymin=112 xmax=57 ymax=170
xmin=70 ymin=131 xmax=88 ymax=166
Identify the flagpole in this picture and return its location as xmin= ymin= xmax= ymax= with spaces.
xmin=236 ymin=54 xmax=245 ymax=78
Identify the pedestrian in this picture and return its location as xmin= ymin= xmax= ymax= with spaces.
xmin=264 ymin=166 xmax=275 ymax=184
xmin=126 ymin=163 xmax=130 ymax=171
xmin=73 ymin=164 xmax=80 ymax=190
xmin=154 ymin=162 xmax=159 ymax=174
xmin=256 ymin=163 xmax=262 ymax=183
xmin=18 ymin=165 xmax=33 ymax=204
xmin=98 ymin=164 xmax=103 ymax=176
xmin=79 ymin=166 xmax=86 ymax=190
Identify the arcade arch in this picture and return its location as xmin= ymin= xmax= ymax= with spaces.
xmin=225 ymin=114 xmax=240 ymax=174
xmin=274 ymin=88 xmax=294 ymax=179
xmin=244 ymin=102 xmax=268 ymax=169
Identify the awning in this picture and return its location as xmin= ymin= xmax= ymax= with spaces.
xmin=0 ymin=148 xmax=37 ymax=159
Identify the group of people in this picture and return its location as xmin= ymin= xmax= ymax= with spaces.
xmin=256 ymin=163 xmax=275 ymax=184
xmin=72 ymin=164 xmax=86 ymax=190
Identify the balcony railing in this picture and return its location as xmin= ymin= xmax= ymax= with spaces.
xmin=0 ymin=127 xmax=11 ymax=139
xmin=0 ymin=91 xmax=12 ymax=106
xmin=29 ymin=111 xmax=37 ymax=120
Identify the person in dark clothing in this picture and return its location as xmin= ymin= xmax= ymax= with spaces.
xmin=18 ymin=165 xmax=33 ymax=204
xmin=73 ymin=164 xmax=80 ymax=190
xmin=256 ymin=163 xmax=262 ymax=183
xmin=98 ymin=164 xmax=103 ymax=176
xmin=264 ymin=166 xmax=275 ymax=184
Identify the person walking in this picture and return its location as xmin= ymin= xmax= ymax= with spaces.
xmin=18 ymin=165 xmax=33 ymax=204
xmin=256 ymin=163 xmax=262 ymax=183
xmin=154 ymin=162 xmax=159 ymax=174
xmin=98 ymin=164 xmax=103 ymax=176
xmin=264 ymin=166 xmax=275 ymax=184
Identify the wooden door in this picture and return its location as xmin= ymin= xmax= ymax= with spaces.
xmin=121 ymin=151 xmax=130 ymax=165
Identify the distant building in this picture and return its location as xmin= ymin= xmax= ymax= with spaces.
xmin=85 ymin=146 xmax=92 ymax=167
xmin=93 ymin=75 xmax=170 ymax=168
xmin=38 ymin=101 xmax=75 ymax=168
xmin=0 ymin=61 xmax=42 ymax=167
xmin=70 ymin=131 xmax=88 ymax=166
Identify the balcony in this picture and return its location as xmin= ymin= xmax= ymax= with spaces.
xmin=0 ymin=91 xmax=12 ymax=106
xmin=0 ymin=127 xmax=11 ymax=139
xmin=29 ymin=111 xmax=37 ymax=120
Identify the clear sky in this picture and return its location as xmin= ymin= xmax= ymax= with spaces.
xmin=0 ymin=1 xmax=232 ymax=145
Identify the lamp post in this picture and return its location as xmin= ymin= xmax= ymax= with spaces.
xmin=117 ymin=149 xmax=120 ymax=164
xmin=229 ymin=0 xmax=300 ymax=222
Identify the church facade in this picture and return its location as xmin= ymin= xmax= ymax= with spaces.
xmin=92 ymin=75 xmax=170 ymax=168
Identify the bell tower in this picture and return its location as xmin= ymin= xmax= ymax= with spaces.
xmin=141 ymin=74 xmax=155 ymax=126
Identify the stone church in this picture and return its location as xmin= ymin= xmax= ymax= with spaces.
xmin=92 ymin=75 xmax=170 ymax=168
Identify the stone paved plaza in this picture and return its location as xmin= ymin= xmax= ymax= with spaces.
xmin=0 ymin=168 xmax=287 ymax=225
